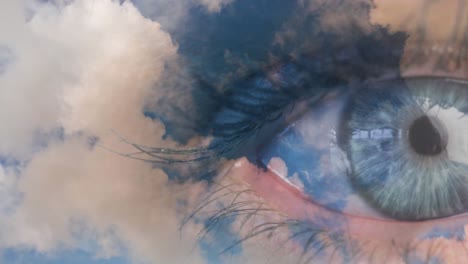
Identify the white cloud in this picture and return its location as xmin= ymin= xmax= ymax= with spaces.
xmin=131 ymin=0 xmax=234 ymax=34
xmin=196 ymin=0 xmax=234 ymax=12
xmin=0 ymin=1 xmax=212 ymax=263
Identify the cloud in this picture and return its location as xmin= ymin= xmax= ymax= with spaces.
xmin=0 ymin=0 xmax=212 ymax=263
xmin=131 ymin=0 xmax=234 ymax=33
xmin=196 ymin=0 xmax=233 ymax=12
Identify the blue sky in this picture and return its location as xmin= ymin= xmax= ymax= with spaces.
xmin=1 ymin=249 xmax=128 ymax=264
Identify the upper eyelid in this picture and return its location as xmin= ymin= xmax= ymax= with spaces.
xmin=211 ymin=48 xmax=403 ymax=139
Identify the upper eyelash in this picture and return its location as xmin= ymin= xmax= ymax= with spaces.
xmin=104 ymin=51 xmax=398 ymax=182
xmin=110 ymin=26 xmax=410 ymax=167
xmin=103 ymin=62 xmax=310 ymax=166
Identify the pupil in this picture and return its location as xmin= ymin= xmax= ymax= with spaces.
xmin=408 ymin=115 xmax=446 ymax=156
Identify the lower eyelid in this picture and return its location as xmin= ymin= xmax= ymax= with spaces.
xmin=230 ymin=157 xmax=468 ymax=245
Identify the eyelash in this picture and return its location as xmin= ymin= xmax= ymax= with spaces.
xmin=182 ymin=177 xmax=343 ymax=263
xmin=115 ymin=61 xmax=313 ymax=167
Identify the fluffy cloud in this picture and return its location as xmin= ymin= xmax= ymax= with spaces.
xmin=0 ymin=0 xmax=212 ymax=263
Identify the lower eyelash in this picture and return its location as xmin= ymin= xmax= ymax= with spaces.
xmin=181 ymin=177 xmax=345 ymax=263
xmin=182 ymin=172 xmax=468 ymax=264
xmin=181 ymin=177 xmax=334 ymax=263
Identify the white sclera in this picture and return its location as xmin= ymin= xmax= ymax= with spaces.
xmin=263 ymin=91 xmax=390 ymax=218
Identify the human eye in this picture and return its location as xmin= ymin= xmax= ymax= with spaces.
xmin=137 ymin=1 xmax=468 ymax=264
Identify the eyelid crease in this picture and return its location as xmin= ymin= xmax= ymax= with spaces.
xmin=361 ymin=75 xmax=468 ymax=89
xmin=401 ymin=42 xmax=468 ymax=78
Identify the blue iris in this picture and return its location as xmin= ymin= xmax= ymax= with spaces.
xmin=343 ymin=77 xmax=468 ymax=220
